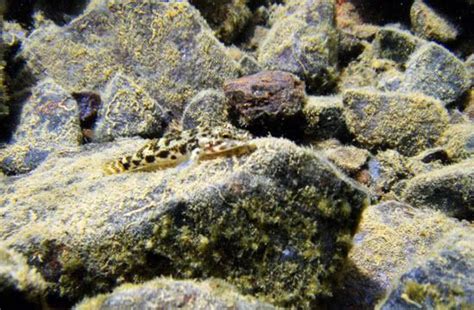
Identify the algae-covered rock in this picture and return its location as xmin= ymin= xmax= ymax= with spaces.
xmin=437 ymin=123 xmax=474 ymax=162
xmin=257 ymin=0 xmax=338 ymax=92
xmin=410 ymin=0 xmax=459 ymax=43
xmin=373 ymin=27 xmax=424 ymax=64
xmin=0 ymin=243 xmax=47 ymax=309
xmin=402 ymin=159 xmax=474 ymax=219
xmin=75 ymin=277 xmax=275 ymax=310
xmin=323 ymin=145 xmax=369 ymax=176
xmin=401 ymin=42 xmax=469 ymax=104
xmin=0 ymin=137 xmax=368 ymax=307
xmin=380 ymin=228 xmax=474 ymax=309
xmin=0 ymin=79 xmax=82 ymax=175
xmin=331 ymin=201 xmax=469 ymax=309
xmin=21 ymin=0 xmax=240 ymax=119
xmin=303 ymin=96 xmax=349 ymax=141
xmin=189 ymin=0 xmax=252 ymax=44
xmin=181 ymin=89 xmax=228 ymax=130
xmin=92 ymin=73 xmax=166 ymax=142
xmin=343 ymin=88 xmax=449 ymax=156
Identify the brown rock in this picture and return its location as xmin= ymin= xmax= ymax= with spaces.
xmin=224 ymin=71 xmax=307 ymax=134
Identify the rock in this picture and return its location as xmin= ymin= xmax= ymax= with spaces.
xmin=92 ymin=73 xmax=166 ymax=142
xmin=21 ymin=0 xmax=240 ymax=119
xmin=402 ymin=159 xmax=474 ymax=220
xmin=238 ymin=54 xmax=262 ymax=76
xmin=343 ymin=88 xmax=449 ymax=156
xmin=323 ymin=145 xmax=369 ymax=175
xmin=75 ymin=278 xmax=276 ymax=309
xmin=330 ymin=201 xmax=469 ymax=309
xmin=189 ymin=0 xmax=252 ymax=44
xmin=181 ymin=89 xmax=228 ymax=130
xmin=224 ymin=71 xmax=307 ymax=136
xmin=302 ymin=96 xmax=349 ymax=141
xmin=401 ymin=43 xmax=469 ymax=104
xmin=0 ymin=79 xmax=82 ymax=174
xmin=0 ymin=137 xmax=368 ymax=307
xmin=380 ymin=228 xmax=474 ymax=309
xmin=465 ymin=89 xmax=474 ymax=121
xmin=410 ymin=0 xmax=459 ymax=43
xmin=0 ymin=243 xmax=47 ymax=309
xmin=373 ymin=27 xmax=424 ymax=64
xmin=437 ymin=123 xmax=474 ymax=162
xmin=466 ymin=54 xmax=474 ymax=87
xmin=257 ymin=0 xmax=338 ymax=92
xmin=11 ymin=78 xmax=81 ymax=145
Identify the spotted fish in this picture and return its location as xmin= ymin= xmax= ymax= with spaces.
xmin=103 ymin=124 xmax=257 ymax=174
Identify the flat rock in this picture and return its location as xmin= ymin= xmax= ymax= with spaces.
xmin=343 ymin=88 xmax=449 ymax=156
xmin=92 ymin=73 xmax=166 ymax=142
xmin=330 ymin=201 xmax=469 ymax=309
xmin=373 ymin=27 xmax=424 ymax=64
xmin=0 ymin=137 xmax=368 ymax=307
xmin=21 ymin=0 xmax=240 ymax=119
xmin=401 ymin=43 xmax=469 ymax=104
xmin=380 ymin=228 xmax=474 ymax=309
xmin=410 ymin=0 xmax=459 ymax=43
xmin=402 ymin=159 xmax=474 ymax=220
xmin=257 ymin=0 xmax=338 ymax=92
xmin=75 ymin=278 xmax=275 ymax=310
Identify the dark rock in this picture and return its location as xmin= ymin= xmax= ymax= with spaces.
xmin=0 ymin=137 xmax=368 ymax=307
xmin=92 ymin=73 xmax=166 ymax=142
xmin=331 ymin=201 xmax=469 ymax=309
xmin=303 ymin=96 xmax=349 ymax=141
xmin=402 ymin=159 xmax=474 ymax=220
xmin=410 ymin=0 xmax=459 ymax=43
xmin=257 ymin=0 xmax=338 ymax=92
xmin=21 ymin=0 xmax=240 ymax=119
xmin=181 ymin=89 xmax=228 ymax=130
xmin=189 ymin=0 xmax=252 ymax=44
xmin=401 ymin=43 xmax=469 ymax=104
xmin=373 ymin=27 xmax=424 ymax=63
xmin=72 ymin=92 xmax=101 ymax=131
xmin=75 ymin=278 xmax=276 ymax=309
xmin=343 ymin=88 xmax=449 ymax=156
xmin=224 ymin=71 xmax=307 ymax=135
xmin=380 ymin=228 xmax=474 ymax=309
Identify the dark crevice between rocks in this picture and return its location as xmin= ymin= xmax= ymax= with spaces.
xmin=347 ymin=0 xmax=412 ymax=27
xmin=72 ymin=92 xmax=101 ymax=144
xmin=0 ymin=41 xmax=37 ymax=143
xmin=4 ymin=0 xmax=89 ymax=29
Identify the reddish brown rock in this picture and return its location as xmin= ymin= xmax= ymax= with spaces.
xmin=224 ymin=71 xmax=307 ymax=135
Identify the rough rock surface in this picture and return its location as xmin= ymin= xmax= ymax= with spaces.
xmin=373 ymin=27 xmax=424 ymax=64
xmin=380 ymin=228 xmax=474 ymax=309
xmin=437 ymin=123 xmax=474 ymax=162
xmin=181 ymin=89 xmax=228 ymax=130
xmin=343 ymin=88 xmax=449 ymax=156
xmin=224 ymin=71 xmax=306 ymax=134
xmin=331 ymin=201 xmax=469 ymax=309
xmin=402 ymin=159 xmax=474 ymax=220
xmin=21 ymin=0 xmax=240 ymax=118
xmin=0 ymin=79 xmax=82 ymax=175
xmin=92 ymin=73 xmax=166 ymax=142
xmin=0 ymin=243 xmax=47 ymax=309
xmin=303 ymin=96 xmax=349 ymax=141
xmin=410 ymin=0 xmax=459 ymax=43
xmin=0 ymin=137 xmax=368 ymax=307
xmin=401 ymin=43 xmax=469 ymax=104
xmin=257 ymin=0 xmax=338 ymax=91
xmin=75 ymin=278 xmax=275 ymax=310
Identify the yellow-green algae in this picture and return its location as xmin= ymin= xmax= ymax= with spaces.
xmin=0 ymin=138 xmax=368 ymax=307
xmin=21 ymin=0 xmax=239 ymax=116
xmin=330 ymin=201 xmax=469 ymax=309
xmin=75 ymin=277 xmax=276 ymax=309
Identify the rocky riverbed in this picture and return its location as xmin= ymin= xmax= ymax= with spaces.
xmin=0 ymin=0 xmax=472 ymax=309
